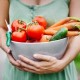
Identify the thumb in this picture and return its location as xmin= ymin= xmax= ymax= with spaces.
xmin=33 ymin=54 xmax=56 ymax=61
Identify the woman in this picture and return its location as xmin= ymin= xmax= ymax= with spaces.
xmin=0 ymin=0 xmax=80 ymax=80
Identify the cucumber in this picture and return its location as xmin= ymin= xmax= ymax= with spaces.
xmin=50 ymin=28 xmax=68 ymax=41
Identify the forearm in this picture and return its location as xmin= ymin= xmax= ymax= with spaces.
xmin=62 ymin=36 xmax=80 ymax=66
xmin=61 ymin=0 xmax=80 ymax=67
xmin=0 ymin=0 xmax=9 ymax=50
xmin=0 ymin=27 xmax=7 ymax=50
xmin=0 ymin=0 xmax=9 ymax=30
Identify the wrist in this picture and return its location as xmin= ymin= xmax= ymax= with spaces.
xmin=61 ymin=56 xmax=71 ymax=68
xmin=52 ymin=59 xmax=68 ymax=72
xmin=59 ymin=59 xmax=68 ymax=69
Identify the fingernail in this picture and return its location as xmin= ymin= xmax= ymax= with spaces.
xmin=18 ymin=55 xmax=22 ymax=58
xmin=7 ymin=49 xmax=11 ymax=54
xmin=17 ymin=60 xmax=20 ymax=63
xmin=33 ymin=54 xmax=38 ymax=57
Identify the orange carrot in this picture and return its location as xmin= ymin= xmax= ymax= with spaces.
xmin=66 ymin=19 xmax=78 ymax=23
xmin=46 ymin=22 xmax=80 ymax=31
xmin=44 ymin=29 xmax=80 ymax=37
xmin=44 ymin=29 xmax=57 ymax=35
xmin=67 ymin=31 xmax=80 ymax=37
xmin=47 ymin=17 xmax=79 ymax=30
xmin=47 ymin=17 xmax=71 ymax=29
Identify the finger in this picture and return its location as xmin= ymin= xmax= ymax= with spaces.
xmin=33 ymin=54 xmax=57 ymax=61
xmin=36 ymin=61 xmax=55 ymax=67
xmin=17 ymin=60 xmax=38 ymax=71
xmin=16 ymin=65 xmax=39 ymax=74
xmin=22 ymin=68 xmax=39 ymax=74
xmin=16 ymin=66 xmax=24 ymax=71
xmin=18 ymin=55 xmax=55 ymax=69
xmin=7 ymin=52 xmax=20 ymax=67
xmin=22 ymin=68 xmax=49 ymax=74
xmin=18 ymin=55 xmax=39 ymax=68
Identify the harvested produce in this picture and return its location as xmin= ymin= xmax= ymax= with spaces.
xmin=47 ymin=17 xmax=71 ymax=29
xmin=44 ymin=29 xmax=80 ymax=37
xmin=27 ymin=22 xmax=44 ymax=40
xmin=9 ymin=17 xmax=80 ymax=43
xmin=33 ymin=16 xmax=47 ymax=29
xmin=11 ymin=20 xmax=27 ymax=32
xmin=11 ymin=30 xmax=27 ymax=42
xmin=47 ymin=17 xmax=80 ymax=30
xmin=50 ymin=28 xmax=68 ymax=41
xmin=46 ymin=22 xmax=80 ymax=31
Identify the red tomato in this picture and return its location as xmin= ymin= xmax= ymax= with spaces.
xmin=11 ymin=30 xmax=27 ymax=42
xmin=27 ymin=23 xmax=44 ymax=40
xmin=11 ymin=20 xmax=27 ymax=32
xmin=32 ymin=16 xmax=47 ymax=29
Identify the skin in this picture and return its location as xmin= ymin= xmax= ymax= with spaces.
xmin=0 ymin=0 xmax=80 ymax=74
xmin=20 ymin=0 xmax=53 ymax=5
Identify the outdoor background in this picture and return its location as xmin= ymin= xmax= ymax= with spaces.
xmin=74 ymin=54 xmax=80 ymax=80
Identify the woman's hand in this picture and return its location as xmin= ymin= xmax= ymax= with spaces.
xmin=1 ymin=44 xmax=21 ymax=68
xmin=7 ymin=51 xmax=21 ymax=67
xmin=0 ymin=27 xmax=20 ymax=68
xmin=17 ymin=54 xmax=66 ymax=74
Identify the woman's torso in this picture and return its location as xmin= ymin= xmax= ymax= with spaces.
xmin=9 ymin=0 xmax=70 ymax=27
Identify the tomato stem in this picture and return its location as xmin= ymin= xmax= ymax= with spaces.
xmin=28 ymin=21 xmax=39 ymax=27
xmin=18 ymin=20 xmax=24 ymax=24
xmin=17 ymin=28 xmax=25 ymax=32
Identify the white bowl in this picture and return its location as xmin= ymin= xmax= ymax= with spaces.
xmin=10 ymin=38 xmax=68 ymax=60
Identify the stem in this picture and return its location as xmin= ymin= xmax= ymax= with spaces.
xmin=18 ymin=20 xmax=24 ymax=24
xmin=70 ymin=17 xmax=80 ymax=22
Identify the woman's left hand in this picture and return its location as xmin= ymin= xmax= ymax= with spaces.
xmin=17 ymin=54 xmax=66 ymax=74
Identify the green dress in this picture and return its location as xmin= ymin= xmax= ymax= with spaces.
xmin=3 ymin=0 xmax=78 ymax=80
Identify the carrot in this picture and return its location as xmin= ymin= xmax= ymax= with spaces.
xmin=66 ymin=19 xmax=78 ymax=23
xmin=44 ymin=29 xmax=80 ymax=37
xmin=67 ymin=31 xmax=80 ymax=37
xmin=39 ymin=35 xmax=52 ymax=42
xmin=46 ymin=22 xmax=80 ymax=31
xmin=47 ymin=17 xmax=80 ymax=30
xmin=44 ymin=29 xmax=57 ymax=35
xmin=47 ymin=17 xmax=71 ymax=29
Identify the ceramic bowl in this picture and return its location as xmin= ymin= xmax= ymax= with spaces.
xmin=10 ymin=38 xmax=68 ymax=60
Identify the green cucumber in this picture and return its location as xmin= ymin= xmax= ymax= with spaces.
xmin=50 ymin=28 xmax=68 ymax=41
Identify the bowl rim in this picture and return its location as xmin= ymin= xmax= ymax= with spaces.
xmin=11 ymin=37 xmax=68 ymax=45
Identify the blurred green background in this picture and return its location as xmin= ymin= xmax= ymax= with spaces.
xmin=74 ymin=54 xmax=80 ymax=71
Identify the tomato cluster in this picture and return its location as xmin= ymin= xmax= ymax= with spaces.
xmin=11 ymin=16 xmax=47 ymax=42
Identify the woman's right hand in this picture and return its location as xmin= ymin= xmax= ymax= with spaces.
xmin=0 ymin=27 xmax=21 ymax=68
